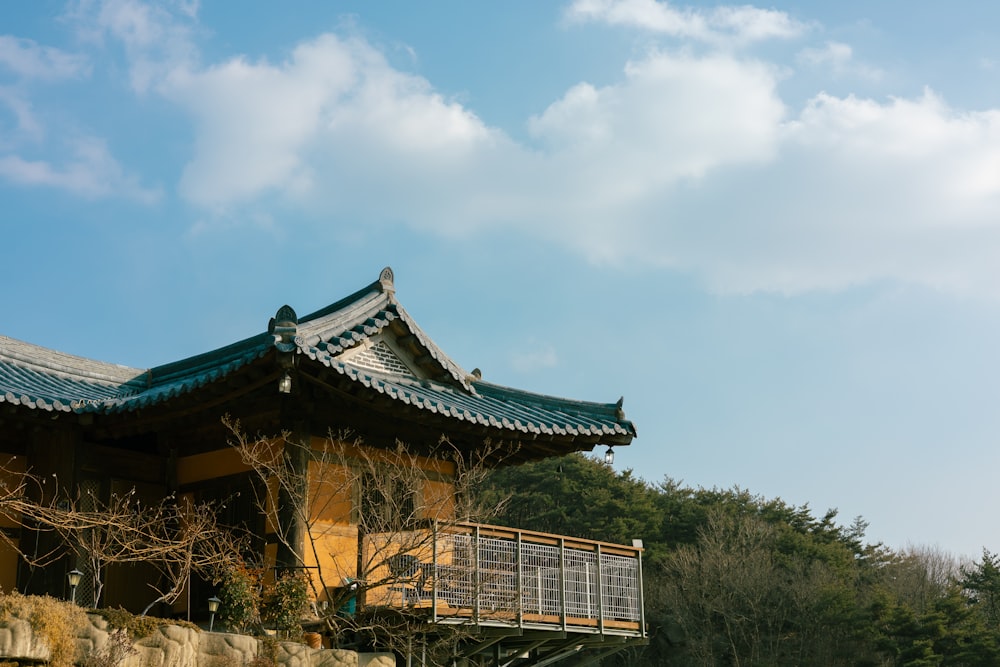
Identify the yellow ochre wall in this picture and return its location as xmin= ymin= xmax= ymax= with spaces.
xmin=175 ymin=436 xmax=458 ymax=603
xmin=301 ymin=436 xmax=457 ymax=603
xmin=176 ymin=447 xmax=252 ymax=485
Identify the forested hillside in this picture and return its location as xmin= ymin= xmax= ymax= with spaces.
xmin=481 ymin=454 xmax=1000 ymax=666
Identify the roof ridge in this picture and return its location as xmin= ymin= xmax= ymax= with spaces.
xmin=297 ymin=277 xmax=385 ymax=326
xmin=146 ymin=332 xmax=272 ymax=386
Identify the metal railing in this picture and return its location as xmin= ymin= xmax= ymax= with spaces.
xmin=367 ymin=522 xmax=645 ymax=637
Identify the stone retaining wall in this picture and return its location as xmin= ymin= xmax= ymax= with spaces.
xmin=0 ymin=615 xmax=394 ymax=667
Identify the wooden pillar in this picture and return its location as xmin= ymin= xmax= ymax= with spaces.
xmin=272 ymin=304 xmax=306 ymax=574
xmin=275 ymin=423 xmax=309 ymax=572
xmin=21 ymin=427 xmax=77 ymax=598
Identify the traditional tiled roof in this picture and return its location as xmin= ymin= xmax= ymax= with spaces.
xmin=0 ymin=333 xmax=271 ymax=413
xmin=0 ymin=336 xmax=142 ymax=411
xmin=0 ymin=268 xmax=636 ymax=443
xmin=300 ymin=351 xmax=632 ymax=440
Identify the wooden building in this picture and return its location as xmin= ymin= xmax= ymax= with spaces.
xmin=0 ymin=267 xmax=642 ymax=664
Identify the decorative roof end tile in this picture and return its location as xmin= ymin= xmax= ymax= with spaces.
xmin=378 ymin=266 xmax=395 ymax=296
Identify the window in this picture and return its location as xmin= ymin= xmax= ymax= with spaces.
xmin=358 ymin=472 xmax=419 ymax=531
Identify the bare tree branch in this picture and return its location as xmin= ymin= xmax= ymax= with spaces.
xmin=224 ymin=417 xmax=515 ymax=660
xmin=0 ymin=459 xmax=244 ymax=613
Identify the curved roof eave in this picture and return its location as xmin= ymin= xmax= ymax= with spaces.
xmin=0 ymin=268 xmax=635 ymax=444
xmin=301 ymin=346 xmax=636 ymax=445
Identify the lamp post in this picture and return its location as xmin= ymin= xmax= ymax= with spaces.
xmin=67 ymin=569 xmax=83 ymax=605
xmin=207 ymin=596 xmax=221 ymax=632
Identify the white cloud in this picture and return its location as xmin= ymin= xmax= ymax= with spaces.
xmin=160 ymin=33 xmax=501 ymax=212
xmin=508 ymin=50 xmax=788 ymax=263
xmin=510 ymin=344 xmax=559 ymax=373
xmin=0 ymin=136 xmax=161 ymax=203
xmin=564 ymin=0 xmax=807 ymax=46
xmin=0 ymin=36 xmax=87 ymax=144
xmin=160 ymin=39 xmax=786 ymax=251
xmin=56 ymin=0 xmax=1000 ymax=298
xmin=797 ymin=41 xmax=882 ymax=82
xmin=67 ymin=0 xmax=198 ymax=92
xmin=0 ymin=1 xmax=176 ymax=202
xmin=171 ymin=0 xmax=199 ymax=19
xmin=710 ymin=5 xmax=805 ymax=43
xmin=797 ymin=41 xmax=850 ymax=68
xmin=634 ymin=88 xmax=1000 ymax=295
xmin=0 ymin=36 xmax=88 ymax=81
xmin=529 ymin=51 xmax=784 ymax=175
xmin=0 ymin=87 xmax=43 ymax=141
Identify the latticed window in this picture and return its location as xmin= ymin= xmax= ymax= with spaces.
xmin=75 ymin=478 xmax=101 ymax=608
xmin=359 ymin=472 xmax=418 ymax=531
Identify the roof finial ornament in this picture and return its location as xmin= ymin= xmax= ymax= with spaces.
xmin=269 ymin=306 xmax=299 ymax=386
xmin=378 ymin=267 xmax=395 ymax=295
xmin=269 ymin=305 xmax=298 ymax=349
xmin=616 ymin=397 xmax=625 ymax=419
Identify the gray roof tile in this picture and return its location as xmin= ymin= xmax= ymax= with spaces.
xmin=0 ymin=268 xmax=635 ymax=443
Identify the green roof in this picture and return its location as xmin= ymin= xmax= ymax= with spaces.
xmin=0 ymin=267 xmax=635 ymax=445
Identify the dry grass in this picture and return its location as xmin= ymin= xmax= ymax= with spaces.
xmin=0 ymin=590 xmax=88 ymax=667
xmin=94 ymin=607 xmax=197 ymax=641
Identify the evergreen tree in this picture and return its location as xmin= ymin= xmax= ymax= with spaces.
xmin=481 ymin=454 xmax=1000 ymax=666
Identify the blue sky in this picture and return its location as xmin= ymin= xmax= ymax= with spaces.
xmin=4 ymin=0 xmax=1000 ymax=558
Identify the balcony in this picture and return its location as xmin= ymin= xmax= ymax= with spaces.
xmin=364 ymin=522 xmax=645 ymax=639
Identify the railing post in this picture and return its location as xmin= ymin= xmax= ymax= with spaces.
xmin=431 ymin=520 xmax=438 ymax=623
xmin=474 ymin=525 xmax=481 ymax=626
xmin=595 ymin=543 xmax=605 ymax=635
xmin=536 ymin=566 xmax=543 ymax=615
xmin=516 ymin=530 xmax=523 ymax=629
xmin=637 ymin=547 xmax=646 ymax=637
xmin=558 ymin=537 xmax=567 ymax=632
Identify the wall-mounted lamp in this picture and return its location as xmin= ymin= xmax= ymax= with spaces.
xmin=67 ymin=569 xmax=83 ymax=604
xmin=278 ymin=371 xmax=292 ymax=394
xmin=207 ymin=596 xmax=221 ymax=632
xmin=604 ymin=446 xmax=615 ymax=465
